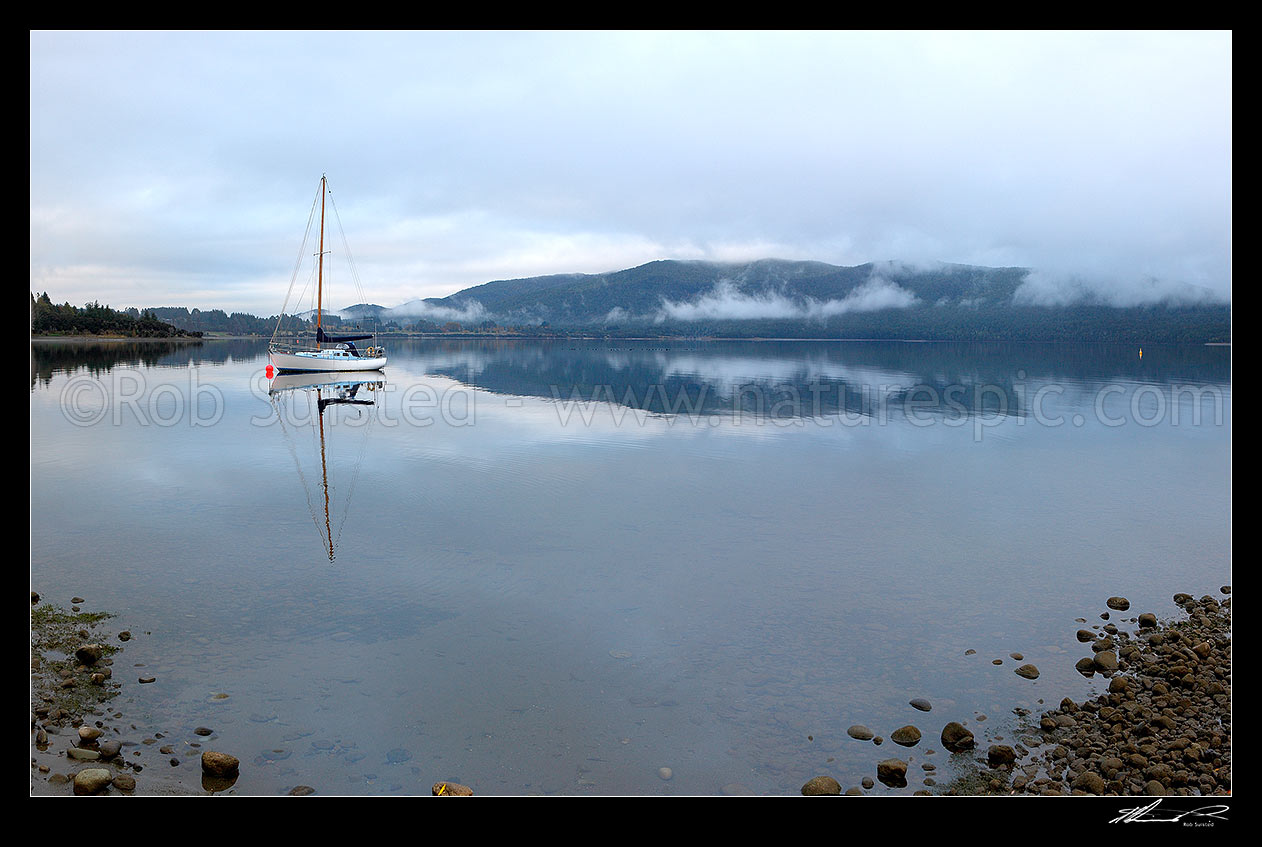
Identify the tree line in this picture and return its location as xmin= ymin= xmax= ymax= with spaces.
xmin=30 ymin=293 xmax=202 ymax=338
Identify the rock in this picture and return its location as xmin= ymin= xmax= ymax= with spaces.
xmin=1076 ymin=629 xmax=1096 ymax=642
xmin=74 ymin=644 xmax=104 ymax=665
xmin=846 ymin=724 xmax=874 ymax=741
xmin=138 ymin=676 xmax=156 ymax=684
xmin=1093 ymin=651 xmax=1119 ymax=672
xmin=909 ymin=698 xmax=932 ymax=712
xmin=194 ymin=727 xmax=214 ymax=736
xmin=861 ymin=776 xmax=874 ymax=789
xmin=1144 ymin=779 xmax=1167 ymax=796
xmin=77 ymin=726 xmax=103 ymax=741
xmin=432 ymin=781 xmax=474 ymax=796
xmin=1071 ymin=771 xmax=1107 ymax=794
xmin=1009 ymin=652 xmax=1024 ymax=660
xmin=288 ymin=785 xmax=316 ymax=796
xmin=201 ymin=751 xmax=240 ymax=777
xmin=940 ymin=722 xmax=975 ymax=752
xmin=98 ymin=740 xmax=122 ymax=759
xmin=987 ymin=745 xmax=1017 ymax=767
xmin=877 ymin=759 xmax=908 ymax=787
xmin=1075 ymin=656 xmax=1096 ymax=675
xmin=1107 ymin=597 xmax=1130 ymax=611
xmin=112 ymin=774 xmax=136 ymax=791
xmin=71 ymin=597 xmax=85 ymax=604
xmin=73 ymin=768 xmax=112 ymax=795
xmin=801 ymin=775 xmax=842 ymax=795
xmin=891 ymin=725 xmax=922 ymax=747
xmin=1107 ymin=676 xmax=1129 ymax=694
xmin=32 ymin=591 xmax=40 ymax=604
xmin=1138 ymin=613 xmax=1158 ymax=628
xmin=658 ymin=767 xmax=673 ymax=781
xmin=1014 ymin=664 xmax=1040 ymax=679
xmin=118 ymin=631 xmax=132 ymax=641
xmin=66 ymin=747 xmax=100 ymax=761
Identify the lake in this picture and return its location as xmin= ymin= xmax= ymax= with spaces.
xmin=29 ymin=337 xmax=1231 ymax=795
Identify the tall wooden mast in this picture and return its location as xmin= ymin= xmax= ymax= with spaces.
xmin=316 ymin=174 xmax=326 ymax=339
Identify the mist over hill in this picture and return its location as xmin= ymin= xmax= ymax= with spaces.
xmin=337 ymin=259 xmax=1230 ymax=343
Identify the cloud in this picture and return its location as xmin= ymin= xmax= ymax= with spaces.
xmin=1013 ymin=270 xmax=1227 ymax=308
xmin=654 ymin=276 xmax=920 ymax=323
xmin=386 ymin=299 xmax=489 ymax=324
xmin=29 ymin=32 xmax=1231 ymax=314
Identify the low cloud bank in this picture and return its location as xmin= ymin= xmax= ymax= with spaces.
xmin=1014 ymin=271 xmax=1228 ymax=308
xmin=387 ymin=299 xmax=490 ymax=324
xmin=654 ymin=276 xmax=919 ymax=323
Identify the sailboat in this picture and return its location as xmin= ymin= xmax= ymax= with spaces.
xmin=269 ymin=175 xmax=388 ymax=373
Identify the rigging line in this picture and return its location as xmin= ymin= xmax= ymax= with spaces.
xmin=272 ymin=184 xmax=322 ymax=344
xmin=274 ymin=395 xmax=327 ymax=546
xmin=333 ymin=402 xmax=374 ymax=547
xmin=327 ymin=190 xmax=371 ymax=315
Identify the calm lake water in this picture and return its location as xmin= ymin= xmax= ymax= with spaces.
xmin=30 ymin=338 xmax=1231 ymax=795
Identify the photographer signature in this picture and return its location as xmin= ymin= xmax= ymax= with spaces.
xmin=1110 ymin=799 xmax=1229 ymax=824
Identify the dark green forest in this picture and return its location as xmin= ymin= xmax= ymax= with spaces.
xmin=30 ymin=293 xmax=201 ymax=338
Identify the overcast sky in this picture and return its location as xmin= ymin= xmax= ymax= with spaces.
xmin=30 ymin=30 xmax=1231 ymax=316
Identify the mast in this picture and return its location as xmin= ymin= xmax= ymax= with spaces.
xmin=316 ymin=174 xmax=326 ymax=341
xmin=317 ymin=386 xmax=334 ymax=562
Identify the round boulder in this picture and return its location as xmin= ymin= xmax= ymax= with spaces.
xmin=201 ymin=751 xmax=240 ymax=778
xmin=73 ymin=768 xmax=113 ymax=795
xmin=801 ymin=775 xmax=842 ymax=795
xmin=987 ymin=744 xmax=1017 ymax=767
xmin=891 ymin=725 xmax=922 ymax=747
xmin=876 ymin=759 xmax=908 ymax=787
xmin=74 ymin=644 xmax=104 ymax=665
xmin=940 ymin=722 xmax=975 ymax=752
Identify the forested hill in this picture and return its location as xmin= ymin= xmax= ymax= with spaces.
xmin=34 ymin=259 xmax=1231 ymax=343
xmin=382 ymin=259 xmax=1230 ymax=343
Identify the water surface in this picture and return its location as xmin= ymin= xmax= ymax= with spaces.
xmin=30 ymin=338 xmax=1231 ymax=794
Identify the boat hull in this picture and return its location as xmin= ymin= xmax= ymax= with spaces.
xmin=269 ymin=350 xmax=387 ymax=373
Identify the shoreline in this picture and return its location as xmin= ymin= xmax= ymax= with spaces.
xmin=1000 ymin=590 xmax=1231 ymax=796
xmin=804 ymin=590 xmax=1231 ymax=797
xmin=35 ymin=589 xmax=1230 ymax=797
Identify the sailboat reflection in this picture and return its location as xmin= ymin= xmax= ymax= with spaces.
xmin=269 ymin=372 xmax=385 ymax=561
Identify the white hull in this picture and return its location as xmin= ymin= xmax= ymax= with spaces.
xmin=270 ymin=349 xmax=387 ymax=373
xmin=268 ymin=371 xmax=384 ymax=394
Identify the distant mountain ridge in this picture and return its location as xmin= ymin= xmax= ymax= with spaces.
xmin=377 ymin=259 xmax=1027 ymax=322
xmin=341 ymin=259 xmax=1228 ymax=343
xmin=137 ymin=259 xmax=1228 ymax=343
